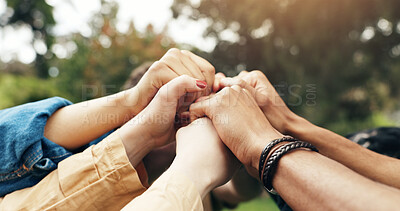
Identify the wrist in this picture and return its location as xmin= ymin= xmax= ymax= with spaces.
xmin=118 ymin=123 xmax=155 ymax=167
xmin=116 ymin=84 xmax=157 ymax=118
xmin=168 ymin=157 xmax=214 ymax=199
xmin=250 ymin=132 xmax=284 ymax=171
xmin=260 ymin=105 xmax=300 ymax=135
xmin=285 ymin=115 xmax=314 ymax=138
xmin=113 ymin=88 xmax=141 ymax=118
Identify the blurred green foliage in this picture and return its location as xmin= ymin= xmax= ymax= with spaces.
xmin=4 ymin=0 xmax=55 ymax=77
xmin=172 ymin=0 xmax=400 ymax=134
xmin=0 ymin=0 xmax=399 ymax=133
xmin=223 ymin=196 xmax=279 ymax=211
xmin=0 ymin=1 xmax=399 ymax=210
xmin=0 ymin=73 xmax=69 ymax=109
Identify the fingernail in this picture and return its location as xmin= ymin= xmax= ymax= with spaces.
xmin=196 ymin=80 xmax=207 ymax=89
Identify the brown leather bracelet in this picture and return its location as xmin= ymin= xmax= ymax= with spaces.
xmin=258 ymin=136 xmax=296 ymax=180
xmin=261 ymin=140 xmax=318 ymax=194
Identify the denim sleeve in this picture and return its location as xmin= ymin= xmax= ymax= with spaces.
xmin=0 ymin=97 xmax=111 ymax=197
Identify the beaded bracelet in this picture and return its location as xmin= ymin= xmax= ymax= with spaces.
xmin=259 ymin=139 xmax=318 ymax=194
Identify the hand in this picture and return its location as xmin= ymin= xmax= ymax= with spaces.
xmin=189 ymin=85 xmax=283 ymax=171
xmin=118 ymin=75 xmax=207 ymax=166
xmin=170 ymin=118 xmax=240 ymax=198
xmin=126 ymin=48 xmax=215 ymax=115
xmin=216 ymin=70 xmax=298 ymax=134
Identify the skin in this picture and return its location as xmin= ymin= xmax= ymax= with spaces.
xmin=122 ymin=118 xmax=240 ymax=210
xmin=189 ymin=85 xmax=283 ymax=168
xmin=188 ymin=83 xmax=400 ymax=210
xmin=44 ymin=48 xmax=215 ymax=150
xmin=117 ymin=75 xmax=207 ymax=167
xmin=172 ymin=118 xmax=240 ymax=198
xmin=218 ymin=70 xmax=400 ymax=189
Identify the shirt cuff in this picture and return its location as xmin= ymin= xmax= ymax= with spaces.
xmin=57 ymin=131 xmax=147 ymax=208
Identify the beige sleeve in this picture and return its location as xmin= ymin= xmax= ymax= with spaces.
xmin=0 ymin=132 xmax=147 ymax=211
xmin=122 ymin=169 xmax=203 ymax=211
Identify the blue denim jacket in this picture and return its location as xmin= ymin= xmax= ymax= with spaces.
xmin=0 ymin=97 xmax=111 ymax=197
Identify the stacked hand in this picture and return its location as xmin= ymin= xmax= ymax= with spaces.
xmin=118 ymin=49 xmax=294 ymax=197
xmin=126 ymin=48 xmax=215 ymax=115
xmin=215 ymin=70 xmax=298 ymax=134
xmin=189 ymin=84 xmax=284 ymax=171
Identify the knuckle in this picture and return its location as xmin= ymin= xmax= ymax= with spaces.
xmin=239 ymin=70 xmax=248 ymax=75
xmin=208 ymin=65 xmax=216 ymax=74
xmin=231 ymin=85 xmax=241 ymax=90
xmin=237 ymin=79 xmax=246 ymax=87
xmin=179 ymin=75 xmax=192 ymax=81
xmin=153 ymin=61 xmax=166 ymax=68
xmin=149 ymin=61 xmax=166 ymax=73
xmin=167 ymin=48 xmax=181 ymax=55
xmin=181 ymin=49 xmax=192 ymax=55
xmin=161 ymin=54 xmax=177 ymax=63
xmin=179 ymin=74 xmax=191 ymax=80
xmin=253 ymin=70 xmax=264 ymax=77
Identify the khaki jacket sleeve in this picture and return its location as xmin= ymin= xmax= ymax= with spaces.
xmin=122 ymin=169 xmax=203 ymax=211
xmin=0 ymin=132 xmax=147 ymax=211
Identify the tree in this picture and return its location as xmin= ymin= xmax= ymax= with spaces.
xmin=2 ymin=0 xmax=56 ymax=77
xmin=172 ymin=0 xmax=400 ymax=133
xmin=53 ymin=1 xmax=174 ymax=102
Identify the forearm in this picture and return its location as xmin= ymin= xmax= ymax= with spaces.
xmin=44 ymin=88 xmax=141 ymax=150
xmin=0 ymin=132 xmax=147 ymax=210
xmin=272 ymin=150 xmax=400 ymax=210
xmin=122 ymin=165 xmax=204 ymax=211
xmin=286 ymin=116 xmax=400 ymax=189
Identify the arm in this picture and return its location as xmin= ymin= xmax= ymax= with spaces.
xmin=122 ymin=118 xmax=240 ymax=211
xmin=259 ymin=147 xmax=400 ymax=210
xmin=189 ymin=84 xmax=400 ymax=210
xmin=44 ymin=48 xmax=215 ymax=150
xmin=1 ymin=75 xmax=208 ymax=210
xmin=0 ymin=132 xmax=147 ymax=211
xmin=286 ymin=116 xmax=400 ymax=189
xmin=218 ymin=70 xmax=400 ymax=189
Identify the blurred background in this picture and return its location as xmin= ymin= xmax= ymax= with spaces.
xmin=1 ymin=0 xmax=400 ymax=209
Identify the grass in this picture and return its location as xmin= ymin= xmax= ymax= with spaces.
xmin=223 ymin=196 xmax=279 ymax=211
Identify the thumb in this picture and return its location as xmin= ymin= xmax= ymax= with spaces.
xmin=213 ymin=72 xmax=227 ymax=92
xmin=189 ymin=98 xmax=212 ymax=122
xmin=157 ymin=75 xmax=207 ymax=103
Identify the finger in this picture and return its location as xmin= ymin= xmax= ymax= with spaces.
xmin=220 ymin=77 xmax=258 ymax=97
xmin=213 ymin=72 xmax=227 ymax=92
xmin=216 ymin=72 xmax=226 ymax=78
xmin=160 ymin=49 xmax=194 ymax=78
xmin=179 ymin=50 xmax=205 ymax=81
xmin=237 ymin=70 xmax=249 ymax=78
xmin=189 ymin=98 xmax=213 ymax=122
xmin=195 ymin=95 xmax=211 ymax=103
xmin=178 ymin=51 xmax=208 ymax=104
xmin=181 ymin=50 xmax=215 ymax=93
xmin=219 ymin=78 xmax=253 ymax=91
xmin=189 ymin=86 xmax=231 ymax=122
xmin=177 ymin=111 xmax=191 ymax=128
xmin=158 ymin=75 xmax=208 ymax=103
xmin=147 ymin=61 xmax=180 ymax=89
xmin=242 ymin=87 xmax=256 ymax=101
xmin=230 ymin=85 xmax=242 ymax=92
xmin=179 ymin=111 xmax=191 ymax=119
